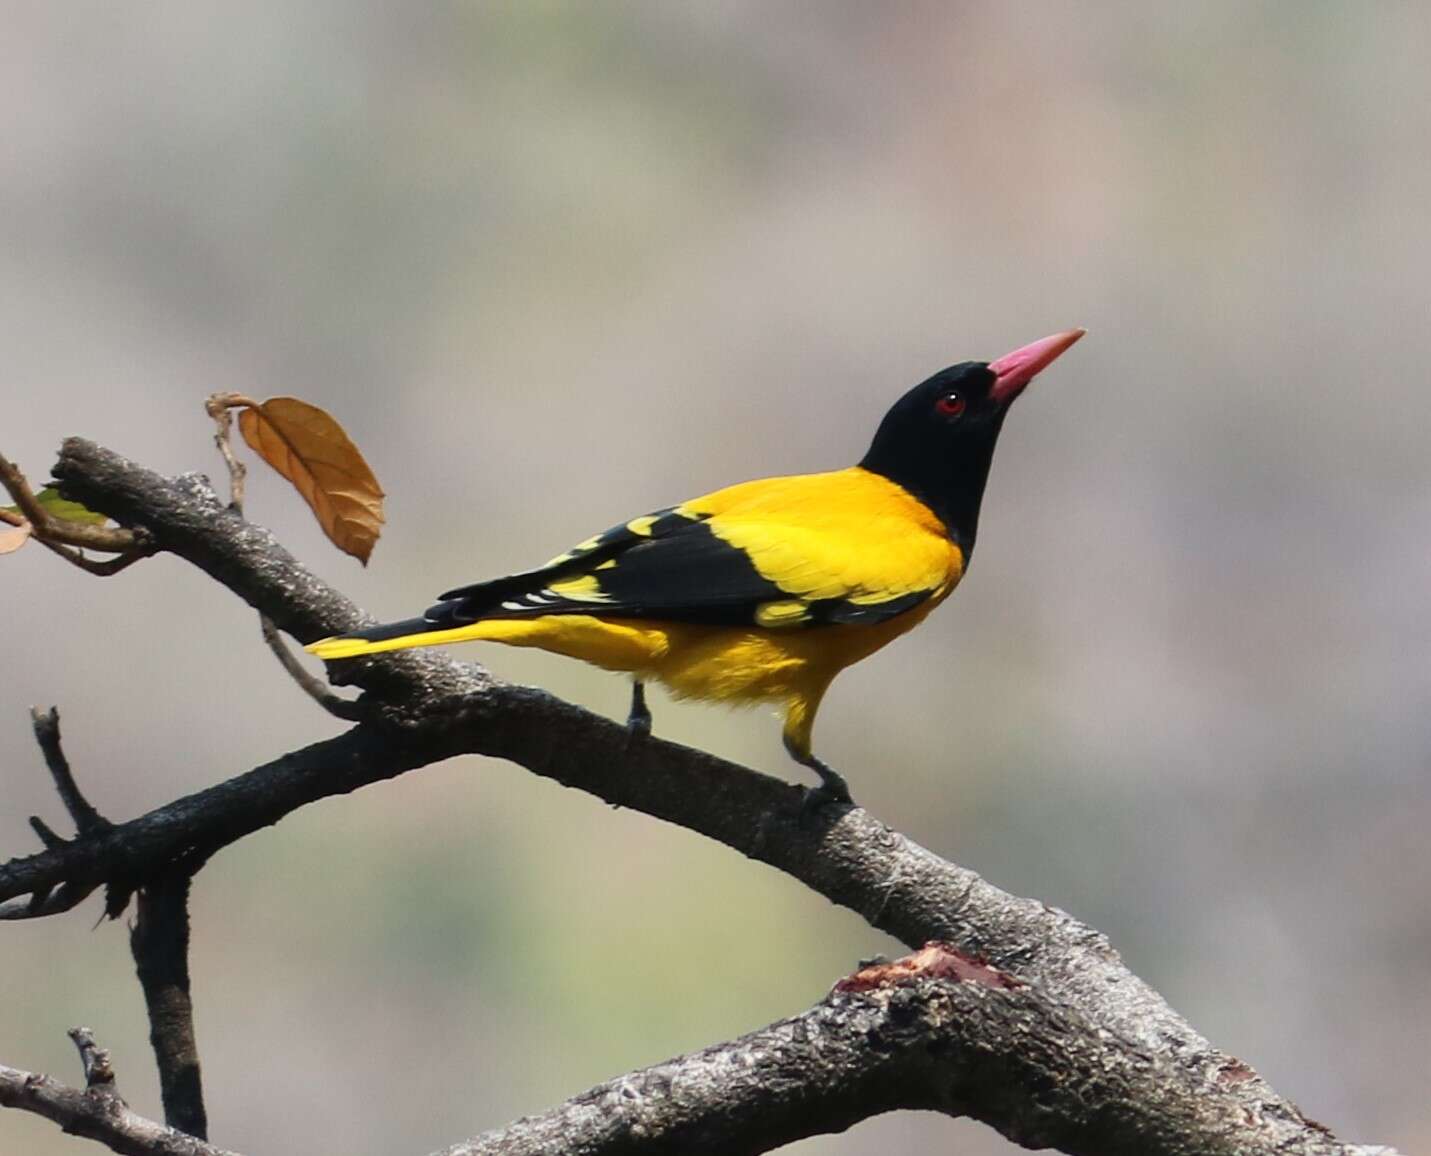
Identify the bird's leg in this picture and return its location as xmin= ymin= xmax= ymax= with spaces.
xmin=626 ymin=679 xmax=652 ymax=737
xmin=783 ymin=733 xmax=854 ymax=815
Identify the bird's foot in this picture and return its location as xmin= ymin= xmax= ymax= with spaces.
xmin=626 ymin=680 xmax=652 ymax=739
xmin=795 ymin=753 xmax=854 ymax=825
xmin=799 ymin=783 xmax=851 ymax=825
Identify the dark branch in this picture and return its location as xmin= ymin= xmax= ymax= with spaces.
xmin=0 ymin=1028 xmax=236 ymax=1156
xmin=0 ymin=438 xmax=1399 ymax=1156
xmin=21 ymin=705 xmax=211 ymax=1134
xmin=30 ymin=707 xmax=111 ymax=835
xmin=0 ymin=707 xmax=106 ymax=920
xmin=131 ymin=874 xmax=209 ymax=1139
xmin=0 ymin=726 xmax=447 ymax=914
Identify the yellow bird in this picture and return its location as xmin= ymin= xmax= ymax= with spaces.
xmin=310 ymin=330 xmax=1084 ymax=806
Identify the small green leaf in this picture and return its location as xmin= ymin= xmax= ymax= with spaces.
xmin=0 ymin=487 xmax=108 ymax=525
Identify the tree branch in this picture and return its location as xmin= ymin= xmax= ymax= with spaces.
xmin=131 ymin=873 xmax=209 ymax=1139
xmin=15 ymin=706 xmax=212 ymax=1134
xmin=0 ymin=449 xmax=151 ymax=564
xmin=0 ymin=950 xmax=1398 ymax=1156
xmin=444 ymin=944 xmax=1396 ymax=1156
xmin=0 ymin=438 xmax=1401 ymax=1156
xmin=0 ymin=1028 xmax=236 ymax=1156
xmin=30 ymin=707 xmax=111 ymax=836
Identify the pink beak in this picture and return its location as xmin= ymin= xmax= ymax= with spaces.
xmin=988 ymin=328 xmax=1086 ymax=404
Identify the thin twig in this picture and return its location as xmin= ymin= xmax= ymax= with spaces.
xmin=25 ymin=704 xmax=129 ymax=917
xmin=0 ymin=880 xmax=97 ymax=919
xmin=206 ymin=396 xmax=362 ymax=718
xmin=0 ymin=450 xmax=143 ymax=553
xmin=33 ymin=535 xmax=153 ymax=576
xmin=31 ymin=707 xmax=110 ymax=835
xmin=0 ymin=1029 xmax=238 ymax=1156
xmin=203 ymin=394 xmax=256 ymax=514
xmin=68 ymin=1027 xmax=121 ymax=1100
xmin=259 ymin=616 xmax=364 ymax=720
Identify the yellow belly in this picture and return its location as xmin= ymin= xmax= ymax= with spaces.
xmin=310 ymin=561 xmax=955 ymax=759
xmin=460 ymin=605 xmax=932 ymax=699
xmin=455 ymin=597 xmax=947 ymax=757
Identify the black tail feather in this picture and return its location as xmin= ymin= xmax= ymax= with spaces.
xmin=344 ymin=616 xmax=438 ymax=643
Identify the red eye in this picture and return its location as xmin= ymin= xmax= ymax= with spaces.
xmin=935 ymin=392 xmax=966 ymax=417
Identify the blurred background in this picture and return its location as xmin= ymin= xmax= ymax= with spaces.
xmin=3 ymin=3 xmax=1429 ymax=1153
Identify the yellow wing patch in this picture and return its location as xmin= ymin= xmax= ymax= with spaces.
xmin=754 ymin=599 xmax=812 ymax=629
xmin=544 ymin=534 xmax=605 ymax=567
xmin=546 ymin=574 xmax=610 ymax=603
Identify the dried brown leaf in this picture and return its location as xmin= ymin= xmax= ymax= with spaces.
xmin=237 ymin=397 xmax=385 ymax=563
xmin=0 ymin=520 xmax=32 ymax=554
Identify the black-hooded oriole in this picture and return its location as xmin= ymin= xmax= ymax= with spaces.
xmin=309 ymin=329 xmax=1084 ymax=805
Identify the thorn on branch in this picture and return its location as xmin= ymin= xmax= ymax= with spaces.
xmin=26 ymin=884 xmax=56 ymax=917
xmin=29 ymin=815 xmax=66 ymax=851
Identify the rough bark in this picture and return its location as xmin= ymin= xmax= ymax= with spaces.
xmin=448 ymin=961 xmax=1394 ymax=1156
xmin=131 ymin=875 xmax=208 ymax=1139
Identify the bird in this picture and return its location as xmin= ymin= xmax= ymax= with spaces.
xmin=308 ymin=329 xmax=1084 ymax=808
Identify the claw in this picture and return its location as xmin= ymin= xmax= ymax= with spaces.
xmin=782 ymin=733 xmax=855 ymax=815
xmin=798 ymin=782 xmax=851 ymax=826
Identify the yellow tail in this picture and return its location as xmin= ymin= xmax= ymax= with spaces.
xmin=306 ymin=614 xmax=672 ymax=672
xmin=306 ymin=620 xmax=547 ymax=660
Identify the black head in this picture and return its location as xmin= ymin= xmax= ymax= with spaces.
xmin=859 ymin=330 xmax=1084 ymax=554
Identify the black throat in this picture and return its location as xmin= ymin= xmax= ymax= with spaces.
xmin=858 ymin=413 xmax=1006 ymax=558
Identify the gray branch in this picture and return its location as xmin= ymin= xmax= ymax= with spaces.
xmin=0 ymin=1029 xmax=236 ymax=1156
xmin=448 ymin=948 xmax=1397 ymax=1156
xmin=0 ymin=438 xmax=1403 ymax=1156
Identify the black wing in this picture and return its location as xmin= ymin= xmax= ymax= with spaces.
xmin=421 ymin=506 xmax=936 ymax=631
